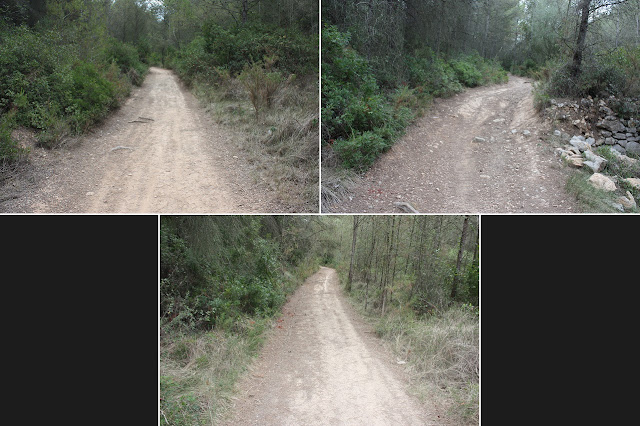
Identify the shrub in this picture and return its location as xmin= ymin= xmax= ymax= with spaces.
xmin=322 ymin=25 xmax=382 ymax=140
xmin=450 ymin=57 xmax=482 ymax=87
xmin=0 ymin=110 xmax=28 ymax=164
xmin=544 ymin=52 xmax=636 ymax=99
xmin=238 ymin=57 xmax=293 ymax=116
xmin=332 ymin=130 xmax=391 ymax=171
xmin=102 ymin=38 xmax=148 ymax=86
xmin=407 ymin=49 xmax=463 ymax=97
xmin=197 ymin=22 xmax=317 ymax=77
xmin=0 ymin=26 xmax=135 ymax=149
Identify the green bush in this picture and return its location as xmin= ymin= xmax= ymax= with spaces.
xmin=160 ymin=217 xmax=290 ymax=331
xmin=544 ymin=50 xmax=638 ymax=99
xmin=332 ymin=130 xmax=391 ymax=171
xmin=172 ymin=22 xmax=317 ymax=80
xmin=0 ymin=109 xmax=28 ymax=164
xmin=450 ymin=58 xmax=483 ymax=87
xmin=322 ymin=26 xmax=392 ymax=141
xmin=102 ymin=38 xmax=148 ymax=86
xmin=0 ymin=26 xmax=137 ymax=151
xmin=67 ymin=62 xmax=116 ymax=131
xmin=406 ymin=49 xmax=463 ymax=97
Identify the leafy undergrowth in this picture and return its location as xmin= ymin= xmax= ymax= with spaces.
xmin=160 ymin=216 xmax=323 ymax=424
xmin=321 ymin=24 xmax=508 ymax=206
xmin=0 ymin=25 xmax=147 ymax=167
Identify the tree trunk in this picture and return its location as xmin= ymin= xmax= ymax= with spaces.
xmin=347 ymin=216 xmax=360 ymax=292
xmin=404 ymin=217 xmax=416 ymax=275
xmin=242 ymin=0 xmax=249 ymax=24
xmin=570 ymin=0 xmax=592 ymax=79
xmin=381 ymin=216 xmax=394 ymax=315
xmin=450 ymin=215 xmax=469 ymax=301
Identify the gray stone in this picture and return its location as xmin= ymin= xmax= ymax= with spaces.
xmin=600 ymin=130 xmax=612 ymax=137
xmin=605 ymin=201 xmax=625 ymax=212
xmin=627 ymin=141 xmax=640 ymax=155
xmin=523 ymin=130 xmax=531 ymax=137
xmin=586 ymin=137 xmax=596 ymax=146
xmin=609 ymin=148 xmax=639 ymax=165
xmin=473 ymin=137 xmax=486 ymax=143
xmin=612 ymin=144 xmax=627 ymax=154
xmin=569 ymin=136 xmax=590 ymax=152
xmin=588 ymin=173 xmax=617 ymax=191
xmin=605 ymin=137 xmax=616 ymax=145
xmin=583 ymin=151 xmax=607 ymax=172
xmin=553 ymin=130 xmax=561 ymax=137
xmin=600 ymin=106 xmax=614 ymax=115
xmin=618 ymin=191 xmax=637 ymax=210
xmin=617 ymin=139 xmax=627 ymax=148
xmin=601 ymin=119 xmax=626 ymax=133
xmin=613 ymin=132 xmax=627 ymax=140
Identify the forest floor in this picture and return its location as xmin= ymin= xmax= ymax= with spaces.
xmin=326 ymin=75 xmax=580 ymax=213
xmin=223 ymin=266 xmax=438 ymax=426
xmin=0 ymin=67 xmax=283 ymax=213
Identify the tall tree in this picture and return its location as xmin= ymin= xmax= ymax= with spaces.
xmin=450 ymin=215 xmax=469 ymax=301
xmin=346 ymin=215 xmax=360 ymax=292
xmin=571 ymin=0 xmax=593 ymax=78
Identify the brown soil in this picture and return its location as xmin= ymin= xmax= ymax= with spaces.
xmin=326 ymin=75 xmax=579 ymax=213
xmin=224 ymin=267 xmax=438 ymax=426
xmin=0 ymin=67 xmax=284 ymax=213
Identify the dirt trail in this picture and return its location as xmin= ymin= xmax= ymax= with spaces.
xmin=225 ymin=267 xmax=434 ymax=426
xmin=1 ymin=67 xmax=273 ymax=213
xmin=329 ymin=75 xmax=579 ymax=213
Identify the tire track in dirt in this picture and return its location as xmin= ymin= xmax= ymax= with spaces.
xmin=328 ymin=75 xmax=579 ymax=213
xmin=224 ymin=267 xmax=435 ymax=426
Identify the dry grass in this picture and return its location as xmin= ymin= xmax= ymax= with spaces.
xmin=376 ymin=307 xmax=479 ymax=425
xmin=345 ymin=278 xmax=479 ymax=426
xmin=320 ymin=145 xmax=361 ymax=211
xmin=160 ymin=317 xmax=270 ymax=425
xmin=194 ymin=73 xmax=319 ymax=212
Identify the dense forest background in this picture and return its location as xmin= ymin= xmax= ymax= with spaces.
xmin=322 ymin=0 xmax=640 ymax=183
xmin=1 ymin=1 xmax=318 ymax=207
xmin=160 ymin=215 xmax=479 ymax=424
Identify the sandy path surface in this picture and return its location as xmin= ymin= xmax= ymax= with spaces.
xmin=1 ymin=67 xmax=276 ymax=213
xmin=327 ymin=75 xmax=579 ymax=213
xmin=224 ymin=267 xmax=434 ymax=426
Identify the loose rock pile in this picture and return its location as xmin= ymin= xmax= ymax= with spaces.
xmin=548 ymin=96 xmax=640 ymax=155
xmin=546 ymin=96 xmax=640 ymax=212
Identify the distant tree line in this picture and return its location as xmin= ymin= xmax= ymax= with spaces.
xmin=344 ymin=215 xmax=479 ymax=315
